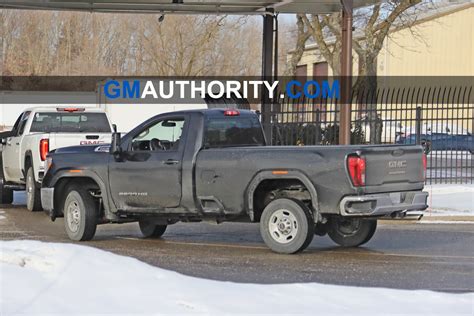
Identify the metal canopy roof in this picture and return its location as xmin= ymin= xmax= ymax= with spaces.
xmin=1 ymin=0 xmax=375 ymax=15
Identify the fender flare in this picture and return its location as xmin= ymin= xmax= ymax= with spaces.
xmin=245 ymin=170 xmax=319 ymax=222
xmin=50 ymin=169 xmax=115 ymax=216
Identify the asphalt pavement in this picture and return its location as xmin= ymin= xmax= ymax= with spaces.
xmin=1 ymin=203 xmax=473 ymax=293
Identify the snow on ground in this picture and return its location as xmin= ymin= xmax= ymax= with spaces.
xmin=425 ymin=184 xmax=474 ymax=216
xmin=1 ymin=241 xmax=472 ymax=315
xmin=12 ymin=191 xmax=26 ymax=206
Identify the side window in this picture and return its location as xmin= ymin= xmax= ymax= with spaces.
xmin=131 ymin=117 xmax=185 ymax=152
xmin=17 ymin=111 xmax=31 ymax=136
xmin=10 ymin=113 xmax=23 ymax=136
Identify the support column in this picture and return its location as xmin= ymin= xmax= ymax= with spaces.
xmin=339 ymin=0 xmax=353 ymax=145
xmin=261 ymin=9 xmax=274 ymax=144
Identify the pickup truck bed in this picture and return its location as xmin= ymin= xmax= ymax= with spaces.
xmin=41 ymin=109 xmax=428 ymax=254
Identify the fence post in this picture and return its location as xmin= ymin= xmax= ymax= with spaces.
xmin=315 ymin=109 xmax=321 ymax=143
xmin=415 ymin=106 xmax=422 ymax=145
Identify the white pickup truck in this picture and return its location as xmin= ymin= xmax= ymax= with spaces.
xmin=0 ymin=107 xmax=112 ymax=210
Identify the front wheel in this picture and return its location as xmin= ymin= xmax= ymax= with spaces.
xmin=328 ymin=217 xmax=377 ymax=247
xmin=260 ymin=198 xmax=314 ymax=254
xmin=63 ymin=185 xmax=98 ymax=241
xmin=0 ymin=157 xmax=13 ymax=204
xmin=26 ymin=167 xmax=42 ymax=212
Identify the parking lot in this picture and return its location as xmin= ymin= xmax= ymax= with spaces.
xmin=2 ymin=194 xmax=473 ymax=293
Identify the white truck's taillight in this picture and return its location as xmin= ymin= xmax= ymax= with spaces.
xmin=348 ymin=155 xmax=366 ymax=187
xmin=40 ymin=138 xmax=49 ymax=161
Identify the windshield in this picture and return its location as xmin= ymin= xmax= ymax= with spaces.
xmin=204 ymin=116 xmax=265 ymax=148
xmin=30 ymin=112 xmax=111 ymax=133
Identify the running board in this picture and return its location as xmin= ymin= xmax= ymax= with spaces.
xmin=4 ymin=183 xmax=26 ymax=190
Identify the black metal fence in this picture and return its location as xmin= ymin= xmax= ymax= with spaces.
xmin=268 ymin=86 xmax=473 ymax=184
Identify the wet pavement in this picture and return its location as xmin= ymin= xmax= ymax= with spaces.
xmin=1 ymin=203 xmax=473 ymax=292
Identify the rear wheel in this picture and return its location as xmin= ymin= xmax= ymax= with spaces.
xmin=328 ymin=217 xmax=377 ymax=247
xmin=139 ymin=220 xmax=167 ymax=238
xmin=63 ymin=184 xmax=98 ymax=241
xmin=26 ymin=167 xmax=42 ymax=211
xmin=260 ymin=198 xmax=314 ymax=254
xmin=0 ymin=158 xmax=13 ymax=204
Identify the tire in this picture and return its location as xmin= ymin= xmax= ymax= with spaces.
xmin=0 ymin=158 xmax=13 ymax=204
xmin=260 ymin=198 xmax=315 ymax=254
xmin=26 ymin=167 xmax=42 ymax=211
xmin=328 ymin=217 xmax=377 ymax=247
xmin=63 ymin=184 xmax=98 ymax=241
xmin=139 ymin=220 xmax=167 ymax=238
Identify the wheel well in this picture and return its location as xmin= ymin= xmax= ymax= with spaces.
xmin=24 ymin=154 xmax=32 ymax=173
xmin=54 ymin=177 xmax=101 ymax=217
xmin=252 ymin=179 xmax=312 ymax=222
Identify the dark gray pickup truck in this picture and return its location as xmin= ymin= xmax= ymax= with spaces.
xmin=41 ymin=109 xmax=428 ymax=254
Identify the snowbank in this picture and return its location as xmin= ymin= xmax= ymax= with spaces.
xmin=425 ymin=184 xmax=474 ymax=215
xmin=1 ymin=241 xmax=472 ymax=315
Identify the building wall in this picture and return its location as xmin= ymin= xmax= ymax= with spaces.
xmin=292 ymin=5 xmax=473 ymax=132
xmin=377 ymin=5 xmax=473 ymax=76
xmin=297 ymin=4 xmax=473 ymax=77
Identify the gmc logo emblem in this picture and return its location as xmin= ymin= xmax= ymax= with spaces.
xmin=388 ymin=160 xmax=407 ymax=168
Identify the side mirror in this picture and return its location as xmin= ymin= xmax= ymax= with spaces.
xmin=110 ymin=124 xmax=122 ymax=157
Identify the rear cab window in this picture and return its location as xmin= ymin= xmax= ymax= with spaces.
xmin=30 ymin=112 xmax=111 ymax=133
xmin=204 ymin=114 xmax=265 ymax=148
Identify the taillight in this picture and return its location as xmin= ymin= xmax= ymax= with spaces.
xmin=40 ymin=139 xmax=49 ymax=161
xmin=347 ymin=155 xmax=366 ymax=187
xmin=56 ymin=107 xmax=85 ymax=112
xmin=224 ymin=109 xmax=240 ymax=116
xmin=422 ymin=154 xmax=427 ymax=180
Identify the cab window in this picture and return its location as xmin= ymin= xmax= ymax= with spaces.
xmin=131 ymin=118 xmax=185 ymax=151
xmin=17 ymin=111 xmax=31 ymax=136
xmin=10 ymin=114 xmax=23 ymax=136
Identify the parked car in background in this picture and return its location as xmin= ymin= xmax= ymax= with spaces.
xmin=0 ymin=107 xmax=113 ymax=210
xmin=397 ymin=132 xmax=473 ymax=154
xmin=397 ymin=123 xmax=473 ymax=154
xmin=355 ymin=115 xmax=404 ymax=144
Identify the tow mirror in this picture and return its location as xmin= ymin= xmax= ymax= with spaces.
xmin=162 ymin=121 xmax=176 ymax=127
xmin=110 ymin=124 xmax=122 ymax=157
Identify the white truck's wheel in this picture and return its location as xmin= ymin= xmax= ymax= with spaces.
xmin=26 ymin=167 xmax=42 ymax=211
xmin=260 ymin=198 xmax=314 ymax=254
xmin=63 ymin=185 xmax=98 ymax=241
xmin=0 ymin=159 xmax=13 ymax=204
xmin=139 ymin=220 xmax=167 ymax=238
xmin=328 ymin=217 xmax=377 ymax=247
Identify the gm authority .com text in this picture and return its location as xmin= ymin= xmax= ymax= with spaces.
xmin=103 ymin=79 xmax=340 ymax=100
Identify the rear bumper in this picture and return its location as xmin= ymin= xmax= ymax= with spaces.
xmin=339 ymin=191 xmax=428 ymax=217
xmin=41 ymin=187 xmax=54 ymax=212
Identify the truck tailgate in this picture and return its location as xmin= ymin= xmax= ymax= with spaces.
xmin=49 ymin=133 xmax=112 ymax=150
xmin=362 ymin=145 xmax=424 ymax=190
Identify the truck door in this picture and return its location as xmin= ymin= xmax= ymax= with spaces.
xmin=3 ymin=112 xmax=29 ymax=181
xmin=108 ymin=114 xmax=188 ymax=211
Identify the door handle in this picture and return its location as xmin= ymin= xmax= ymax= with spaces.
xmin=163 ymin=159 xmax=180 ymax=165
xmin=6 ymin=139 xmax=12 ymax=146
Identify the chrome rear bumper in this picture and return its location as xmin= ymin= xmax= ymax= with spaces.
xmin=339 ymin=191 xmax=428 ymax=217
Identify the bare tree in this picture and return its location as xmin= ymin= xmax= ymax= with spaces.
xmin=286 ymin=0 xmax=425 ymax=143
xmin=0 ymin=10 xmax=266 ymax=77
